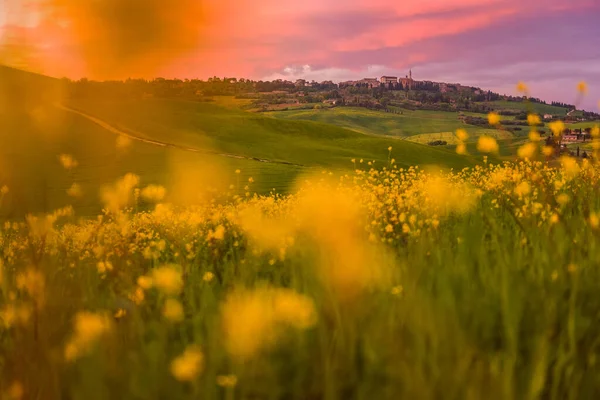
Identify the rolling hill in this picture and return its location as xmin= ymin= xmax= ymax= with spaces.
xmin=0 ymin=67 xmax=479 ymax=217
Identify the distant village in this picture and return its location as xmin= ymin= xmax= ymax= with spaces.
xmin=67 ymin=69 xmax=600 ymax=123
xmin=295 ymin=70 xmax=478 ymax=95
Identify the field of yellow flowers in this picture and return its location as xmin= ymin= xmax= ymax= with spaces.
xmin=3 ymin=140 xmax=600 ymax=399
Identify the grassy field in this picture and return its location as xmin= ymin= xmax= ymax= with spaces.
xmin=477 ymin=100 xmax=570 ymax=116
xmin=264 ymin=107 xmax=501 ymax=138
xmin=66 ymin=98 xmax=478 ymax=170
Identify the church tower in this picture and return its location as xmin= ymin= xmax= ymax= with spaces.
xmin=409 ymin=69 xmax=412 ymax=80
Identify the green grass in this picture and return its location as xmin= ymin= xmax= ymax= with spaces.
xmin=265 ymin=106 xmax=502 ymax=138
xmin=478 ymin=100 xmax=569 ymax=116
xmin=67 ymin=99 xmax=478 ymax=171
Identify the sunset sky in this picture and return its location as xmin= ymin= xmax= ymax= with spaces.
xmin=1 ymin=0 xmax=599 ymax=110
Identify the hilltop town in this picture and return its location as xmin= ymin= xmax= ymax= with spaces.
xmin=65 ymin=68 xmax=600 ymax=125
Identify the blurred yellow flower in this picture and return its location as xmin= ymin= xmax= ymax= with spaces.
xmin=141 ymin=185 xmax=166 ymax=202
xmin=59 ymin=154 xmax=78 ymax=170
xmin=528 ymin=130 xmax=541 ymax=142
xmin=391 ymin=285 xmax=403 ymax=296
xmin=6 ymin=381 xmax=24 ymax=400
xmin=514 ymin=181 xmax=531 ymax=197
xmin=203 ymin=271 xmax=214 ymax=282
xmin=116 ymin=135 xmax=132 ymax=150
xmin=152 ymin=265 xmax=183 ymax=295
xmin=216 ymin=375 xmax=238 ymax=387
xmin=517 ymin=142 xmax=537 ymax=159
xmin=222 ymin=288 xmax=316 ymax=359
xmin=137 ymin=275 xmax=153 ymax=290
xmin=65 ymin=311 xmax=111 ymax=361
xmin=477 ymin=136 xmax=499 ymax=153
xmin=67 ymin=183 xmax=83 ymax=198
xmin=456 ymin=143 xmax=467 ymax=155
xmin=560 ymin=156 xmax=580 ymax=179
xmin=170 ymin=346 xmax=204 ymax=382
xmin=388 ymin=146 xmax=392 ymax=151
xmin=592 ymin=125 xmax=600 ymax=138
xmin=163 ymin=298 xmax=184 ymax=322
xmin=527 ymin=114 xmax=541 ymax=125
xmin=549 ymin=120 xmax=565 ymax=136
xmin=542 ymin=146 xmax=554 ymax=157
xmin=456 ymin=129 xmax=469 ymax=141
xmin=0 ymin=185 xmax=9 ymax=195
xmin=556 ymin=193 xmax=570 ymax=206
xmin=487 ymin=112 xmax=501 ymax=125
xmin=590 ymin=212 xmax=599 ymax=229
xmin=577 ymin=81 xmax=587 ymax=94
xmin=516 ymin=81 xmax=528 ymax=93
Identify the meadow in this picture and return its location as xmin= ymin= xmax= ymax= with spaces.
xmin=3 ymin=156 xmax=600 ymax=399
xmin=3 ymin=66 xmax=600 ymax=399
xmin=265 ymin=107 xmax=500 ymax=138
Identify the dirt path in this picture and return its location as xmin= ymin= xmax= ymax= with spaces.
xmin=55 ymin=103 xmax=306 ymax=168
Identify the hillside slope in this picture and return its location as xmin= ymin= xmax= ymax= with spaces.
xmin=67 ymin=98 xmax=479 ymax=170
xmin=0 ymin=67 xmax=480 ymax=217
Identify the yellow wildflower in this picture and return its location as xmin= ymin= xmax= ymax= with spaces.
xmin=170 ymin=345 xmax=204 ymax=382
xmin=152 ymin=265 xmax=183 ymax=295
xmin=163 ymin=298 xmax=184 ymax=322
xmin=216 ymin=375 xmax=238 ymax=387
xmin=477 ymin=136 xmax=499 ymax=153
xmin=203 ymin=272 xmax=214 ymax=282
xmin=516 ymin=81 xmax=528 ymax=93
xmin=456 ymin=129 xmax=469 ymax=142
xmin=137 ymin=275 xmax=154 ymax=290
xmin=487 ymin=112 xmax=501 ymax=125
xmin=527 ymin=114 xmax=541 ymax=125
xmin=577 ymin=81 xmax=587 ymax=94
xmin=542 ymin=146 xmax=554 ymax=157
xmin=549 ymin=120 xmax=565 ymax=136
xmin=560 ymin=156 xmax=580 ymax=179
xmin=391 ymin=285 xmax=403 ymax=296
xmin=514 ymin=181 xmax=531 ymax=197
xmin=589 ymin=212 xmax=599 ymax=229
xmin=456 ymin=143 xmax=467 ymax=155
xmin=116 ymin=135 xmax=132 ymax=149
xmin=67 ymin=183 xmax=83 ymax=198
xmin=141 ymin=185 xmax=166 ymax=202
xmin=556 ymin=193 xmax=570 ymax=206
xmin=528 ymin=130 xmax=541 ymax=142
xmin=207 ymin=225 xmax=226 ymax=241
xmin=517 ymin=142 xmax=536 ymax=159
xmin=59 ymin=154 xmax=78 ymax=170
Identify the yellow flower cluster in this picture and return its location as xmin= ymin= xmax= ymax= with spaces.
xmin=221 ymin=287 xmax=316 ymax=359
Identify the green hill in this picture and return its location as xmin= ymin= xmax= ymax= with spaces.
xmin=264 ymin=107 xmax=500 ymax=138
xmin=477 ymin=100 xmax=569 ymax=116
xmin=0 ymin=67 xmax=480 ymax=217
xmin=68 ymin=99 xmax=478 ymax=169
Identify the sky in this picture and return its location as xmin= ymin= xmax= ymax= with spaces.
xmin=1 ymin=0 xmax=599 ymax=111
